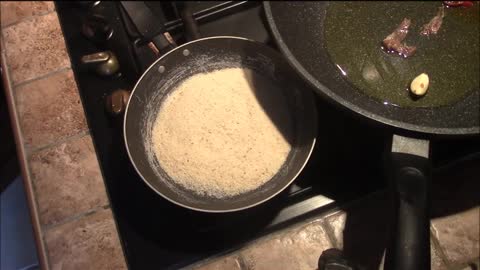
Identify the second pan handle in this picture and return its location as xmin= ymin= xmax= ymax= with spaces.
xmin=177 ymin=2 xmax=201 ymax=41
xmin=385 ymin=135 xmax=431 ymax=270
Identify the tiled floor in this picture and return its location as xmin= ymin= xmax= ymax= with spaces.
xmin=190 ymin=190 xmax=479 ymax=270
xmin=1 ymin=2 xmax=127 ymax=269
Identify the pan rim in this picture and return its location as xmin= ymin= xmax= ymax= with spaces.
xmin=123 ymin=36 xmax=317 ymax=213
xmin=263 ymin=2 xmax=479 ymax=136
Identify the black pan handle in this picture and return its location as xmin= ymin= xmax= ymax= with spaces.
xmin=385 ymin=135 xmax=431 ymax=270
xmin=120 ymin=1 xmax=176 ymax=56
xmin=177 ymin=2 xmax=201 ymax=41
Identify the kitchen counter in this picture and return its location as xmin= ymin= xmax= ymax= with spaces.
xmin=1 ymin=2 xmax=478 ymax=270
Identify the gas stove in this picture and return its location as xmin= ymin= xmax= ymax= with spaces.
xmin=55 ymin=2 xmax=479 ymax=269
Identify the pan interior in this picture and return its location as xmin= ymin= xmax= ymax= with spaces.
xmin=124 ymin=38 xmax=317 ymax=212
xmin=324 ymin=1 xmax=479 ymax=108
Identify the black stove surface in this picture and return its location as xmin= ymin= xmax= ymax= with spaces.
xmin=55 ymin=2 xmax=479 ymax=269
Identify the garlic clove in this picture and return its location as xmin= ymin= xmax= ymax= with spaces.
xmin=410 ymin=73 xmax=430 ymax=96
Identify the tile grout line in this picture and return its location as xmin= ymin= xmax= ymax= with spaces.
xmin=12 ymin=66 xmax=71 ymax=88
xmin=430 ymin=224 xmax=454 ymax=270
xmin=26 ymin=129 xmax=91 ymax=155
xmin=42 ymin=204 xmax=111 ymax=232
xmin=1 ymin=51 xmax=51 ymax=270
xmin=236 ymin=254 xmax=251 ymax=270
xmin=181 ymin=228 xmax=291 ymax=269
xmin=183 ymin=253 xmax=248 ymax=270
xmin=186 ymin=216 xmax=341 ymax=270
xmin=320 ymin=218 xmax=340 ymax=249
xmin=0 ymin=32 xmax=5 ymax=54
xmin=0 ymin=9 xmax=57 ymax=30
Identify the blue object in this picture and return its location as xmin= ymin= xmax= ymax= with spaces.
xmin=1 ymin=176 xmax=39 ymax=270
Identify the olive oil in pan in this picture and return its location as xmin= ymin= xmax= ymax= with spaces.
xmin=324 ymin=1 xmax=479 ymax=107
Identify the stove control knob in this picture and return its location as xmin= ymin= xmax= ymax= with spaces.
xmin=82 ymin=14 xmax=113 ymax=43
xmin=105 ymin=89 xmax=130 ymax=115
xmin=80 ymin=51 xmax=119 ymax=77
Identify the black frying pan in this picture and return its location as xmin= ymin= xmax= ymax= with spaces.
xmin=264 ymin=1 xmax=479 ymax=135
xmin=124 ymin=37 xmax=317 ymax=212
xmin=264 ymin=1 xmax=479 ymax=270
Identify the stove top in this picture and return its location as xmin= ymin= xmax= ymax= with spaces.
xmin=55 ymin=2 xmax=479 ymax=269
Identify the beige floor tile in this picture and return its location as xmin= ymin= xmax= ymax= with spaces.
xmin=29 ymin=135 xmax=108 ymax=227
xmin=15 ymin=69 xmax=87 ymax=148
xmin=0 ymin=1 xmax=54 ymax=27
xmin=240 ymin=220 xmax=333 ymax=270
xmin=45 ymin=208 xmax=127 ymax=270
xmin=432 ymin=207 xmax=480 ymax=265
xmin=2 ymin=12 xmax=69 ymax=84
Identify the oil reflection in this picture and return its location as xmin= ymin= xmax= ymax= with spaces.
xmin=336 ymin=64 xmax=347 ymax=76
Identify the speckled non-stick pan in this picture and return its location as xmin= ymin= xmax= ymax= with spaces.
xmin=264 ymin=2 xmax=478 ymax=270
xmin=264 ymin=1 xmax=479 ymax=135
